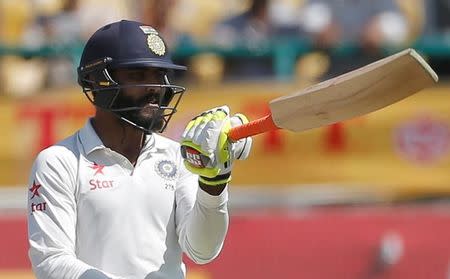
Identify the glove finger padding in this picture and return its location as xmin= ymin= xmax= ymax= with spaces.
xmin=197 ymin=110 xmax=229 ymax=155
xmin=229 ymin=113 xmax=252 ymax=161
xmin=181 ymin=106 xmax=230 ymax=141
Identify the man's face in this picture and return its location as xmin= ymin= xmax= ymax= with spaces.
xmin=110 ymin=67 xmax=168 ymax=131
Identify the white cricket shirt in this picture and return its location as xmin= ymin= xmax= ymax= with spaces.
xmin=27 ymin=119 xmax=229 ymax=279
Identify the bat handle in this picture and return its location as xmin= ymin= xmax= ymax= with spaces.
xmin=228 ymin=114 xmax=279 ymax=141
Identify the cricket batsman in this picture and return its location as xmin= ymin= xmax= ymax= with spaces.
xmin=27 ymin=20 xmax=252 ymax=279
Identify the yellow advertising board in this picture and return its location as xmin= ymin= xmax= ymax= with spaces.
xmin=1 ymin=84 xmax=450 ymax=198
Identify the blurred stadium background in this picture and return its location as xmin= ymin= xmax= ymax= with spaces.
xmin=1 ymin=0 xmax=450 ymax=278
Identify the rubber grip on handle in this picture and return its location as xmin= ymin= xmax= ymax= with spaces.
xmin=228 ymin=114 xmax=280 ymax=141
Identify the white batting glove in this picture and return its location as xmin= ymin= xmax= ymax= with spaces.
xmin=180 ymin=106 xmax=252 ymax=186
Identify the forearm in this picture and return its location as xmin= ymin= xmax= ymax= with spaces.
xmin=178 ymin=106 xmax=252 ymax=263
xmin=181 ymin=187 xmax=229 ymax=264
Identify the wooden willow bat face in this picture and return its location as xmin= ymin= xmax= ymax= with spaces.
xmin=228 ymin=49 xmax=438 ymax=141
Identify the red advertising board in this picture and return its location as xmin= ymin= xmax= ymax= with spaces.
xmin=3 ymin=206 xmax=450 ymax=279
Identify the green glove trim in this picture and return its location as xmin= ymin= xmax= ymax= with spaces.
xmin=199 ymin=172 xmax=232 ymax=186
xmin=217 ymin=120 xmax=231 ymax=164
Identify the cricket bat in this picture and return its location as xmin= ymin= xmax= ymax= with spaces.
xmin=228 ymin=48 xmax=438 ymax=141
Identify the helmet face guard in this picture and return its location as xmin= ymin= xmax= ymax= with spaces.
xmin=78 ymin=57 xmax=186 ymax=134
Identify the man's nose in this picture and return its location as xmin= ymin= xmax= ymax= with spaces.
xmin=144 ymin=89 xmax=161 ymax=103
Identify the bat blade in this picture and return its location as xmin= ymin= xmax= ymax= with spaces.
xmin=228 ymin=48 xmax=438 ymax=141
xmin=270 ymin=48 xmax=437 ymax=131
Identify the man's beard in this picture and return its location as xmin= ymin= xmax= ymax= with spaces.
xmin=113 ymin=91 xmax=165 ymax=132
xmin=119 ymin=107 xmax=165 ymax=132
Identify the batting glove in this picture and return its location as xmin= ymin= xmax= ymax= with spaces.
xmin=180 ymin=106 xmax=252 ymax=186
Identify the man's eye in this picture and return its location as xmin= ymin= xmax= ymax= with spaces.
xmin=128 ymin=72 xmax=145 ymax=81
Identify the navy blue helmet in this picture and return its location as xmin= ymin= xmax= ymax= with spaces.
xmin=77 ymin=20 xmax=186 ymax=133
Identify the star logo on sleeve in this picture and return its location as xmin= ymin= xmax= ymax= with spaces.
xmin=89 ymin=162 xmax=105 ymax=176
xmin=29 ymin=181 xmax=41 ymax=199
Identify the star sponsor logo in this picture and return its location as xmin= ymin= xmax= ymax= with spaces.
xmin=31 ymin=202 xmax=47 ymax=213
xmin=29 ymin=181 xmax=41 ymax=199
xmin=29 ymin=180 xmax=47 ymax=213
xmin=89 ymin=162 xmax=105 ymax=175
xmin=155 ymin=160 xmax=177 ymax=181
xmin=89 ymin=179 xmax=114 ymax=191
xmin=87 ymin=161 xmax=113 ymax=191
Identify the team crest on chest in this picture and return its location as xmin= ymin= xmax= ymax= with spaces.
xmin=155 ymin=160 xmax=177 ymax=181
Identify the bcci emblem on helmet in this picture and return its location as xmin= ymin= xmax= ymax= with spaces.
xmin=155 ymin=160 xmax=177 ymax=181
xmin=140 ymin=25 xmax=166 ymax=56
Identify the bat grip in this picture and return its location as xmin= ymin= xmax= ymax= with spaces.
xmin=228 ymin=114 xmax=279 ymax=141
